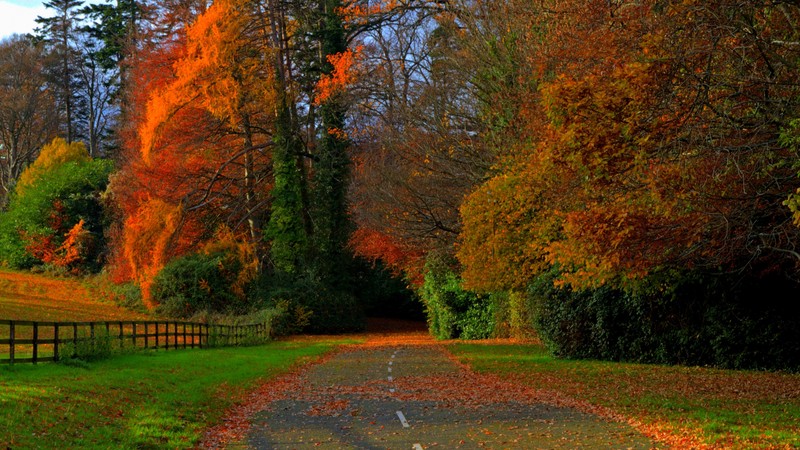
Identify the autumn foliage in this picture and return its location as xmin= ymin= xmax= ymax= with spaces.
xmin=109 ymin=0 xmax=274 ymax=305
xmin=458 ymin=0 xmax=800 ymax=292
xmin=0 ymin=137 xmax=110 ymax=272
xmin=1 ymin=0 xmax=796 ymax=372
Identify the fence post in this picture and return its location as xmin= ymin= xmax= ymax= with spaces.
xmin=118 ymin=321 xmax=124 ymax=350
xmin=174 ymin=322 xmax=178 ymax=350
xmin=54 ymin=323 xmax=60 ymax=361
xmin=155 ymin=322 xmax=159 ymax=350
xmin=32 ymin=322 xmax=38 ymax=364
xmin=72 ymin=322 xmax=78 ymax=358
xmin=90 ymin=322 xmax=95 ymax=354
xmin=9 ymin=321 xmax=14 ymax=364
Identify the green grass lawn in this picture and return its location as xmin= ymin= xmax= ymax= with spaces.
xmin=0 ymin=340 xmax=346 ymax=448
xmin=449 ymin=343 xmax=800 ymax=449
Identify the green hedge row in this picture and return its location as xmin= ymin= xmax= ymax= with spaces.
xmin=530 ymin=267 xmax=800 ymax=371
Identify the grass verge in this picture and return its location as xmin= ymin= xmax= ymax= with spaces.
xmin=449 ymin=343 xmax=800 ymax=449
xmin=0 ymin=339 xmax=347 ymax=448
xmin=0 ymin=269 xmax=150 ymax=322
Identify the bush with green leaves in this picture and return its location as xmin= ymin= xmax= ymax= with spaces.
xmin=249 ymin=273 xmax=365 ymax=334
xmin=151 ymin=251 xmax=249 ymax=318
xmin=420 ymin=254 xmax=494 ymax=340
xmin=59 ymin=327 xmax=133 ymax=363
xmin=0 ymin=139 xmax=112 ymax=271
xmin=263 ymin=299 xmax=312 ymax=337
xmin=530 ymin=266 xmax=800 ymax=371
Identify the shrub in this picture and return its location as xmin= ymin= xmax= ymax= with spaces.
xmin=0 ymin=139 xmax=112 ymax=272
xmin=59 ymin=327 xmax=134 ymax=363
xmin=267 ymin=300 xmax=312 ymax=337
xmin=151 ymin=252 xmax=247 ymax=318
xmin=530 ymin=266 xmax=800 ymax=371
xmin=420 ymin=254 xmax=494 ymax=340
xmin=248 ymin=273 xmax=365 ymax=334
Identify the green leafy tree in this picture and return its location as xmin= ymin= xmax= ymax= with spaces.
xmin=0 ymin=138 xmax=112 ymax=271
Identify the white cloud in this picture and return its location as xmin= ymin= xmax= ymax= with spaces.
xmin=0 ymin=1 xmax=48 ymax=40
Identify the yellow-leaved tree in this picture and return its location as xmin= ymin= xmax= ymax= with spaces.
xmin=16 ymin=137 xmax=90 ymax=196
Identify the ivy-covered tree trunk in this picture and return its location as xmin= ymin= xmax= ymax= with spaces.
xmin=261 ymin=0 xmax=309 ymax=275
xmin=310 ymin=0 xmax=352 ymax=285
xmin=266 ymin=99 xmax=310 ymax=275
xmin=261 ymin=0 xmax=366 ymax=332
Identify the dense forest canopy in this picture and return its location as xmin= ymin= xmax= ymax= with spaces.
xmin=0 ymin=0 xmax=799 ymax=368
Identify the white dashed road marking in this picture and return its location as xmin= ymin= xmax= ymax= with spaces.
xmin=389 ymin=349 xmax=418 ymax=447
xmin=396 ymin=410 xmax=410 ymax=428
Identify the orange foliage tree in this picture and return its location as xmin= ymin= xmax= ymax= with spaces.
xmin=459 ymin=0 xmax=800 ymax=291
xmin=109 ymin=0 xmax=276 ymax=305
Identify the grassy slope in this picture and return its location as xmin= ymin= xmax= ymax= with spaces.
xmin=0 ymin=269 xmax=349 ymax=448
xmin=0 ymin=340 xmax=343 ymax=448
xmin=0 ymin=269 xmax=150 ymax=322
xmin=450 ymin=343 xmax=800 ymax=449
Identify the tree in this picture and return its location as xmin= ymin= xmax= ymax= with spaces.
xmin=309 ymin=0 xmax=354 ymax=284
xmin=111 ymin=0 xmax=423 ymax=329
xmin=458 ymin=0 xmax=800 ymax=291
xmin=74 ymin=42 xmax=116 ymax=157
xmin=348 ymin=3 xmax=489 ymax=280
xmin=0 ymin=138 xmax=111 ymax=272
xmin=110 ymin=0 xmax=275 ymax=302
xmin=35 ymin=0 xmax=85 ymax=144
xmin=0 ymin=35 xmax=59 ymax=206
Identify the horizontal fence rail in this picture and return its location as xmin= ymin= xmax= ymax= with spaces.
xmin=0 ymin=320 xmax=269 ymax=364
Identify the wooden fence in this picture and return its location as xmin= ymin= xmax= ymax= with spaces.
xmin=0 ymin=320 xmax=269 ymax=364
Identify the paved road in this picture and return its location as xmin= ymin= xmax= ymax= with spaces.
xmin=243 ymin=338 xmax=658 ymax=449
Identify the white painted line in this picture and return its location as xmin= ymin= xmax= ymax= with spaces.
xmin=413 ymin=444 xmax=423 ymax=450
xmin=388 ymin=367 xmax=392 ymax=372
xmin=396 ymin=410 xmax=410 ymax=428
xmin=389 ymin=361 xmax=393 ymax=365
xmin=388 ymin=376 xmax=393 ymax=382
xmin=389 ymin=388 xmax=396 ymax=393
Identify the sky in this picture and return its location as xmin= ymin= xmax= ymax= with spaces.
xmin=0 ymin=0 xmax=48 ymax=39
xmin=0 ymin=0 xmax=103 ymax=41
